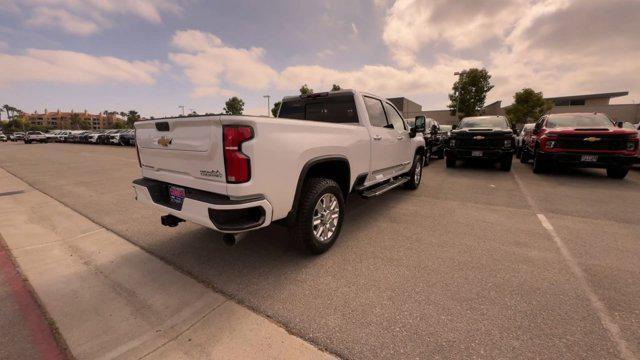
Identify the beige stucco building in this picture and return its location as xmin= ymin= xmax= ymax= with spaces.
xmin=26 ymin=110 xmax=124 ymax=130
xmin=391 ymin=91 xmax=640 ymax=126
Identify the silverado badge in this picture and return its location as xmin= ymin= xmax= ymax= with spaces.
xmin=583 ymin=137 xmax=601 ymax=142
xmin=157 ymin=136 xmax=173 ymax=147
xmin=473 ymin=136 xmax=485 ymax=140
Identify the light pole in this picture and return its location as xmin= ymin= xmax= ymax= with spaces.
xmin=263 ymin=95 xmax=271 ymax=117
xmin=178 ymin=105 xmax=185 ymax=116
xmin=453 ymin=71 xmax=466 ymax=122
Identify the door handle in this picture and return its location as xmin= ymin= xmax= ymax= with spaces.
xmin=373 ymin=135 xmax=382 ymax=141
xmin=397 ymin=136 xmax=404 ymax=140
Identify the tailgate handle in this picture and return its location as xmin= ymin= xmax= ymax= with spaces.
xmin=155 ymin=122 xmax=170 ymax=132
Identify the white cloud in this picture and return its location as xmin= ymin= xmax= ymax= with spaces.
xmin=379 ymin=0 xmax=640 ymax=106
xmin=0 ymin=49 xmax=163 ymax=86
xmin=170 ymin=30 xmax=481 ymax=100
xmin=382 ymin=0 xmax=528 ymax=67
xmin=170 ymin=30 xmax=278 ymax=98
xmin=26 ymin=7 xmax=101 ymax=36
xmin=171 ymin=30 xmax=223 ymax=53
xmin=9 ymin=0 xmax=183 ymax=36
xmin=278 ymin=55 xmax=481 ymax=98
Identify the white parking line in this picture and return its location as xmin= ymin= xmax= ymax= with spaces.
xmin=513 ymin=170 xmax=637 ymax=360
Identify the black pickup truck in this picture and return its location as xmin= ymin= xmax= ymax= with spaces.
xmin=445 ymin=116 xmax=516 ymax=171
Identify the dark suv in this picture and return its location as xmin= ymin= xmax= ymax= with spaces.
xmin=445 ymin=116 xmax=515 ymax=171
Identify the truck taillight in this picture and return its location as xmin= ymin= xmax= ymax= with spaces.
xmin=223 ymin=126 xmax=254 ymax=183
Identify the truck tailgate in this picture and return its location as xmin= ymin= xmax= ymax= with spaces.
xmin=135 ymin=116 xmax=227 ymax=193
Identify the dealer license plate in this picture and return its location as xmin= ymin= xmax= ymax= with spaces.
xmin=472 ymin=151 xmax=483 ymax=157
xmin=168 ymin=186 xmax=185 ymax=205
xmin=581 ymin=155 xmax=598 ymax=162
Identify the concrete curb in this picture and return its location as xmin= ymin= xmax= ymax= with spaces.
xmin=0 ymin=169 xmax=336 ymax=360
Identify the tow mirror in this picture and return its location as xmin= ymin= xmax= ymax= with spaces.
xmin=413 ymin=116 xmax=426 ymax=133
xmin=616 ymin=121 xmax=624 ymax=128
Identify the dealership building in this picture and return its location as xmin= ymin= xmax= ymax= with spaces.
xmin=390 ymin=91 xmax=640 ymax=126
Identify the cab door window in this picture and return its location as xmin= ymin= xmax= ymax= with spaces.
xmin=383 ymin=102 xmax=406 ymax=132
xmin=364 ymin=97 xmax=389 ymax=128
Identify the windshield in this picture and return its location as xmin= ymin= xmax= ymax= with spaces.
xmin=546 ymin=114 xmax=613 ymax=128
xmin=439 ymin=125 xmax=452 ymax=132
xmin=459 ymin=117 xmax=509 ymax=129
xmin=278 ymin=94 xmax=358 ymax=124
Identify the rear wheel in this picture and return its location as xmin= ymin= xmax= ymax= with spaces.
xmin=290 ymin=178 xmax=345 ymax=255
xmin=606 ymin=166 xmax=629 ymax=179
xmin=405 ymin=154 xmax=423 ymax=190
xmin=436 ymin=147 xmax=445 ymax=159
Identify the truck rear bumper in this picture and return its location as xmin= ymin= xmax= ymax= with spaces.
xmin=132 ymin=178 xmax=272 ymax=233
xmin=539 ymin=152 xmax=636 ymax=168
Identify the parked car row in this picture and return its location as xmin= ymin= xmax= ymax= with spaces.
xmin=14 ymin=129 xmax=136 ymax=146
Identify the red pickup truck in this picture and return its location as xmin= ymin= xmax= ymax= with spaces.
xmin=521 ymin=113 xmax=638 ymax=179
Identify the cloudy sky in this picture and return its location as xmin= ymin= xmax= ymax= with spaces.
xmin=1 ymin=0 xmax=639 ymax=117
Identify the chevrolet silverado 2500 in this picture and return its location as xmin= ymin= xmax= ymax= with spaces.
xmin=521 ymin=113 xmax=638 ymax=178
xmin=445 ymin=116 xmax=515 ymax=171
xmin=132 ymin=90 xmax=426 ymax=254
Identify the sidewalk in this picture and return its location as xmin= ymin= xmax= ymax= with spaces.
xmin=0 ymin=168 xmax=335 ymax=360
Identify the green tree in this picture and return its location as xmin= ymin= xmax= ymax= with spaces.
xmin=271 ymin=101 xmax=281 ymax=117
xmin=448 ymin=68 xmax=494 ymax=119
xmin=331 ymin=84 xmax=341 ymax=91
xmin=112 ymin=121 xmax=126 ymax=129
xmin=126 ymin=110 xmax=140 ymax=128
xmin=504 ymin=88 xmax=552 ymax=125
xmin=69 ymin=113 xmax=82 ymax=129
xmin=299 ymin=84 xmax=313 ymax=95
xmin=223 ymin=97 xmax=245 ymax=115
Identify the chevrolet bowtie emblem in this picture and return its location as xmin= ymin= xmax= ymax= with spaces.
xmin=583 ymin=137 xmax=601 ymax=142
xmin=473 ymin=136 xmax=485 ymax=140
xmin=157 ymin=136 xmax=173 ymax=147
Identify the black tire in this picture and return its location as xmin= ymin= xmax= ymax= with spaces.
xmin=500 ymin=155 xmax=512 ymax=171
xmin=437 ymin=147 xmax=445 ymax=159
xmin=290 ymin=178 xmax=345 ymax=255
xmin=445 ymin=155 xmax=456 ymax=168
xmin=405 ymin=154 xmax=423 ymax=190
xmin=606 ymin=167 xmax=629 ymax=179
xmin=532 ymin=150 xmax=549 ymax=174
xmin=424 ymin=148 xmax=431 ymax=167
xmin=520 ymin=148 xmax=529 ymax=163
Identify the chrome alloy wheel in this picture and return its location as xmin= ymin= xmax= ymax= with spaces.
xmin=414 ymin=158 xmax=422 ymax=184
xmin=312 ymin=193 xmax=340 ymax=243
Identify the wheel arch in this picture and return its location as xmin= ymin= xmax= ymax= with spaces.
xmin=287 ymin=156 xmax=351 ymax=221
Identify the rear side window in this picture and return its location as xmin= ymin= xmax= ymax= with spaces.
xmin=278 ymin=94 xmax=358 ymax=124
xmin=364 ymin=97 xmax=388 ymax=128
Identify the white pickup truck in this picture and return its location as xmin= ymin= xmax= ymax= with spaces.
xmin=133 ymin=90 xmax=426 ymax=254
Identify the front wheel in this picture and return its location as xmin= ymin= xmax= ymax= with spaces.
xmin=445 ymin=155 xmax=456 ymax=168
xmin=607 ymin=166 xmax=629 ymax=179
xmin=423 ymin=148 xmax=431 ymax=167
xmin=290 ymin=178 xmax=345 ymax=255
xmin=405 ymin=154 xmax=423 ymax=190
xmin=532 ymin=151 xmax=549 ymax=174
xmin=500 ymin=155 xmax=512 ymax=171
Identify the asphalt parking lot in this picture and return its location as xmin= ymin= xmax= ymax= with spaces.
xmin=1 ymin=142 xmax=639 ymax=359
